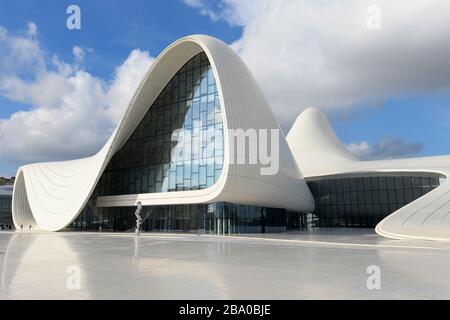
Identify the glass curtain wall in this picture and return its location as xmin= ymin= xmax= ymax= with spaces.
xmin=308 ymin=175 xmax=441 ymax=228
xmin=68 ymin=202 xmax=298 ymax=234
xmin=0 ymin=194 xmax=13 ymax=229
xmin=96 ymin=52 xmax=224 ymax=196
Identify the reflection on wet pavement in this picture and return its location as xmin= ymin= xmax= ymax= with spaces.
xmin=1 ymin=230 xmax=450 ymax=299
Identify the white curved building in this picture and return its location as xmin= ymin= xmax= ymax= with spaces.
xmin=11 ymin=35 xmax=450 ymax=241
xmin=287 ymin=108 xmax=450 ymax=241
xmin=12 ymin=35 xmax=314 ymax=233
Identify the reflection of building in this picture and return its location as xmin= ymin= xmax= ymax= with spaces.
xmin=10 ymin=35 xmax=450 ymax=240
xmin=0 ymin=185 xmax=13 ymax=230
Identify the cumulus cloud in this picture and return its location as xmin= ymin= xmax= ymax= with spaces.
xmin=347 ymin=136 xmax=424 ymax=160
xmin=0 ymin=23 xmax=155 ymax=175
xmin=105 ymin=49 xmax=155 ymax=124
xmin=185 ymin=0 xmax=450 ymax=130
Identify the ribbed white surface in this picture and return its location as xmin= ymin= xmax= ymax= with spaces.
xmin=12 ymin=35 xmax=314 ymax=232
xmin=287 ymin=108 xmax=450 ymax=241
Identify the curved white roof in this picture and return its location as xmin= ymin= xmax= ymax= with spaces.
xmin=287 ymin=107 xmax=450 ymax=241
xmin=12 ymin=35 xmax=314 ymax=231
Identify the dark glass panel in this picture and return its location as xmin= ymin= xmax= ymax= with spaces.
xmin=379 ymin=177 xmax=387 ymax=190
xmin=306 ymin=174 xmax=441 ymax=228
xmin=386 ymin=177 xmax=395 ymax=189
xmin=394 ymin=177 xmax=403 ymax=189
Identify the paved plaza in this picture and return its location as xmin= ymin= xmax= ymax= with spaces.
xmin=1 ymin=229 xmax=450 ymax=299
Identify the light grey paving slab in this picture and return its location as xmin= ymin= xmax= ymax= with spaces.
xmin=1 ymin=230 xmax=450 ymax=299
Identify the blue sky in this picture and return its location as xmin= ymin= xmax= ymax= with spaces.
xmin=0 ymin=0 xmax=237 ymax=118
xmin=1 ymin=0 xmax=450 ymax=177
xmin=0 ymin=0 xmax=240 ymax=78
xmin=332 ymin=92 xmax=450 ymax=159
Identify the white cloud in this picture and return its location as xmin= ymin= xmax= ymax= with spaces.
xmin=182 ymin=0 xmax=268 ymax=25
xmin=105 ymin=49 xmax=155 ymax=124
xmin=26 ymin=22 xmax=38 ymax=38
xmin=72 ymin=46 xmax=85 ymax=63
xmin=72 ymin=46 xmax=94 ymax=65
xmin=347 ymin=136 xmax=423 ymax=160
xmin=0 ymin=25 xmax=45 ymax=76
xmin=0 ymin=23 xmax=155 ymax=174
xmin=186 ymin=0 xmax=450 ymax=130
xmin=182 ymin=0 xmax=221 ymax=22
xmin=347 ymin=141 xmax=371 ymax=160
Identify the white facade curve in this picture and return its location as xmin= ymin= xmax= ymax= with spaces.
xmin=12 ymin=35 xmax=314 ymax=232
xmin=287 ymin=108 xmax=450 ymax=241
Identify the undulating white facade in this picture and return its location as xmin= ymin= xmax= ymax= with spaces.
xmin=12 ymin=35 xmax=314 ymax=232
xmin=11 ymin=35 xmax=450 ymax=241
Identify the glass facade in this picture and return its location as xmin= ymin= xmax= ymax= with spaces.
xmin=0 ymin=194 xmax=13 ymax=229
xmin=68 ymin=202 xmax=305 ymax=234
xmin=97 ymin=52 xmax=224 ymax=196
xmin=307 ymin=175 xmax=441 ymax=228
